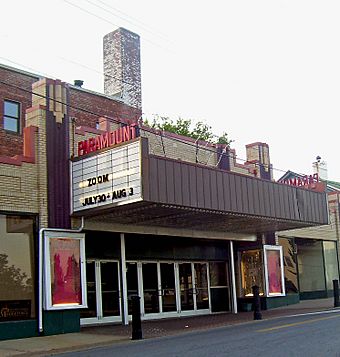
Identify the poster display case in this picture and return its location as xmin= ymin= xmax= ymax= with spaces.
xmin=263 ymin=245 xmax=285 ymax=296
xmin=240 ymin=245 xmax=286 ymax=298
xmin=44 ymin=232 xmax=87 ymax=310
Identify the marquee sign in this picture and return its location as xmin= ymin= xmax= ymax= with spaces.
xmin=71 ymin=139 xmax=142 ymax=213
xmin=279 ymin=173 xmax=319 ymax=187
xmin=77 ymin=124 xmax=138 ymax=157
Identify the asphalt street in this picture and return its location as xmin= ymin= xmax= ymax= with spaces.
xmin=55 ymin=310 xmax=340 ymax=357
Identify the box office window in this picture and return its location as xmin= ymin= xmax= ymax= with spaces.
xmin=0 ymin=214 xmax=35 ymax=321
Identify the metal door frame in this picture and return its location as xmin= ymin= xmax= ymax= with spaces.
xmin=81 ymin=259 xmax=121 ymax=326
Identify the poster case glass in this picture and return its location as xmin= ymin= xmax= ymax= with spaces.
xmin=44 ymin=232 xmax=87 ymax=310
xmin=263 ymin=245 xmax=285 ymax=297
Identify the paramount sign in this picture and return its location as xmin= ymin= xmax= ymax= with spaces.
xmin=279 ymin=173 xmax=320 ymax=188
xmin=71 ymin=130 xmax=142 ymax=213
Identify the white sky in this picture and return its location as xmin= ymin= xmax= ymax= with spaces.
xmin=1 ymin=0 xmax=339 ymax=181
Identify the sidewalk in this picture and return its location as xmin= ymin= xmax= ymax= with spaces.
xmin=0 ymin=298 xmax=336 ymax=357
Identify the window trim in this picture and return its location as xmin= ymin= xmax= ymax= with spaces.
xmin=3 ymin=99 xmax=21 ymax=134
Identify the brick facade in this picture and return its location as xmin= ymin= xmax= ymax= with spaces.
xmin=0 ymin=65 xmax=39 ymax=157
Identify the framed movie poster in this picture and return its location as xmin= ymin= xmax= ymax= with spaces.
xmin=263 ymin=245 xmax=285 ymax=297
xmin=44 ymin=232 xmax=87 ymax=310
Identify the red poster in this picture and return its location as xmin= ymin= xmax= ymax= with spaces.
xmin=267 ymin=250 xmax=282 ymax=295
xmin=50 ymin=238 xmax=82 ymax=305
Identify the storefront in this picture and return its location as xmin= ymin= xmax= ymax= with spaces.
xmin=0 ymin=213 xmax=38 ymax=339
xmin=80 ymin=232 xmax=231 ymax=325
xmin=69 ymin=134 xmax=329 ymax=325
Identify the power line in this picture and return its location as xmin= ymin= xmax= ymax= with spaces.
xmin=63 ymin=0 xmax=173 ymax=52
xmin=87 ymin=0 xmax=173 ymax=44
xmin=0 ymin=76 xmax=308 ymax=178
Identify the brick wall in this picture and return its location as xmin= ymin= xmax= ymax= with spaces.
xmin=69 ymin=87 xmax=141 ymax=128
xmin=0 ymin=66 xmax=39 ymax=157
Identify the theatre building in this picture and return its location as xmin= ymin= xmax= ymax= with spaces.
xmin=0 ymin=27 xmax=330 ymax=341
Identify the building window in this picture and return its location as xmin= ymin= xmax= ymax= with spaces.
xmin=0 ymin=214 xmax=36 ymax=321
xmin=4 ymin=100 xmax=20 ymax=133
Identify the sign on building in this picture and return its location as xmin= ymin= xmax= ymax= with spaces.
xmin=71 ymin=139 xmax=142 ymax=213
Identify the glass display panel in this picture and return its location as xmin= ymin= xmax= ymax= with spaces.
xmin=240 ymin=250 xmax=264 ymax=296
xmin=178 ymin=263 xmax=194 ymax=310
xmin=101 ymin=261 xmax=120 ymax=317
xmin=127 ymin=262 xmax=138 ymax=315
xmin=80 ymin=262 xmax=96 ymax=318
xmin=209 ymin=262 xmax=228 ymax=287
xmin=0 ymin=215 xmax=35 ymax=321
xmin=265 ymin=247 xmax=284 ymax=296
xmin=278 ymin=237 xmax=298 ymax=294
xmin=142 ymin=263 xmax=159 ymax=314
xmin=297 ymin=239 xmax=325 ymax=292
xmin=50 ymin=238 xmax=82 ymax=305
xmin=44 ymin=232 xmax=86 ymax=310
xmin=323 ymin=241 xmax=339 ymax=291
xmin=160 ymin=263 xmax=177 ymax=312
xmin=194 ymin=263 xmax=209 ymax=310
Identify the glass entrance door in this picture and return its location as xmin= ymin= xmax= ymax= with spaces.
xmin=194 ymin=263 xmax=210 ymax=310
xmin=160 ymin=263 xmax=177 ymax=313
xmin=178 ymin=262 xmax=210 ymax=313
xmin=81 ymin=260 xmax=121 ymax=325
xmin=124 ymin=261 xmax=211 ymax=320
xmin=142 ymin=262 xmax=160 ymax=314
xmin=178 ymin=263 xmax=194 ymax=311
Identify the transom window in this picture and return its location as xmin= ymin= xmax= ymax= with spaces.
xmin=4 ymin=100 xmax=20 ymax=133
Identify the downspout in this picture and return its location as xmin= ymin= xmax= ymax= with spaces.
xmin=38 ymin=216 xmax=85 ymax=333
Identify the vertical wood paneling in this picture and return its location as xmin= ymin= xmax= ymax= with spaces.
xmin=277 ymin=185 xmax=285 ymax=219
xmin=281 ymin=185 xmax=291 ymax=219
xmin=210 ymin=170 xmax=219 ymax=210
xmin=216 ymin=171 xmax=225 ymax=211
xmin=234 ymin=175 xmax=242 ymax=211
xmin=253 ymin=179 xmax=260 ymax=215
xmin=144 ymin=156 xmax=328 ymax=225
xmin=309 ymin=190 xmax=316 ymax=223
xmin=222 ymin=173 xmax=231 ymax=211
xmin=166 ymin=161 xmax=175 ymax=204
xmin=203 ymin=169 xmax=212 ymax=209
xmin=174 ymin=163 xmax=182 ymax=205
xmin=289 ymin=188 xmax=300 ymax=220
xmin=262 ymin=181 xmax=271 ymax=217
xmin=157 ymin=159 xmax=167 ymax=203
xmin=181 ymin=164 xmax=190 ymax=206
xmin=240 ymin=176 xmax=249 ymax=214
xmin=229 ymin=174 xmax=237 ymax=211
xmin=246 ymin=177 xmax=255 ymax=215
xmin=148 ymin=157 xmax=159 ymax=202
xmin=196 ymin=167 xmax=205 ymax=208
xmin=257 ymin=180 xmax=266 ymax=216
xmin=189 ymin=166 xmax=198 ymax=207
xmin=268 ymin=182 xmax=276 ymax=217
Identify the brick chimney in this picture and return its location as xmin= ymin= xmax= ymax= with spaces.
xmin=246 ymin=142 xmax=273 ymax=180
xmin=103 ymin=27 xmax=142 ymax=110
